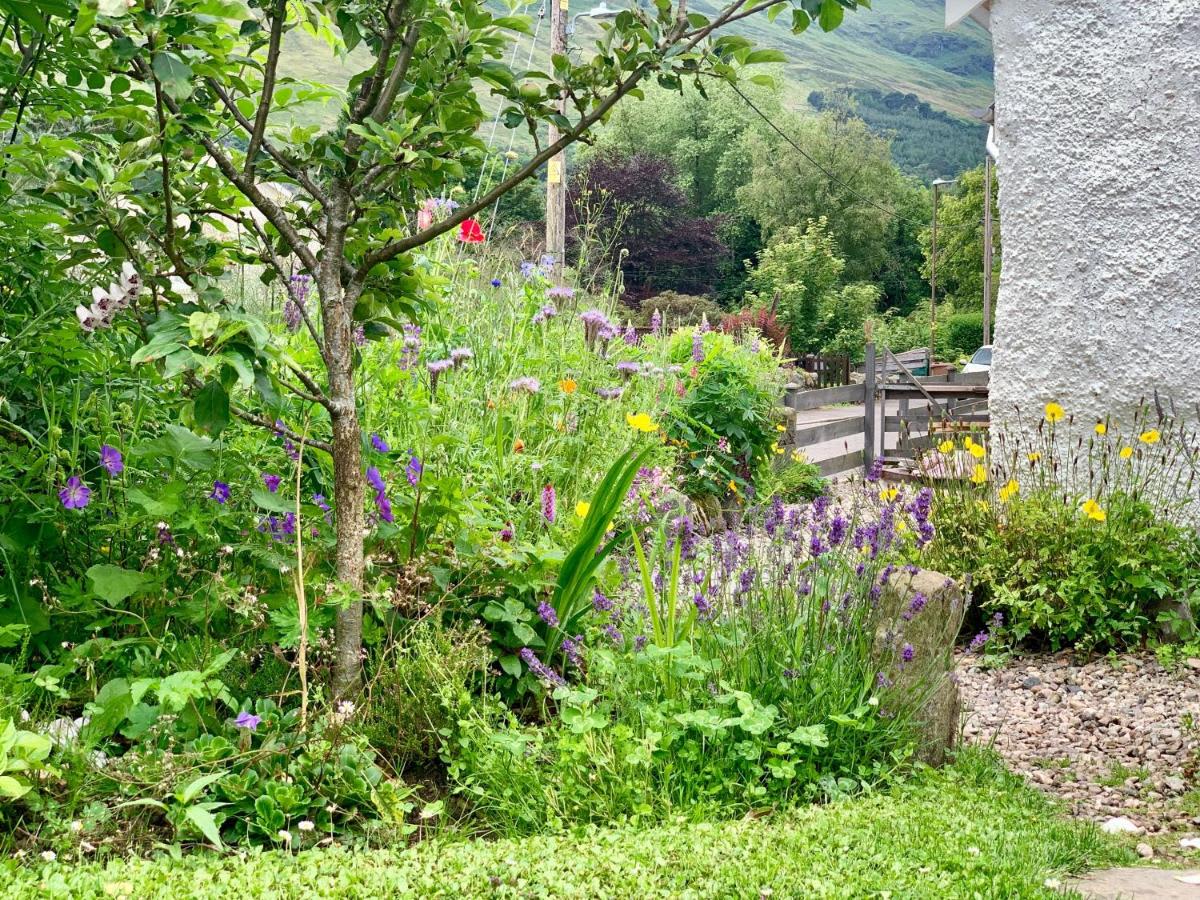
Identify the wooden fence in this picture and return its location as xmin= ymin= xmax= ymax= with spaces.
xmin=796 ymin=353 xmax=851 ymax=388
xmin=783 ymin=343 xmax=989 ymax=478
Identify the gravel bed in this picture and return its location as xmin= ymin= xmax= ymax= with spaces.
xmin=957 ymin=651 xmax=1200 ymax=834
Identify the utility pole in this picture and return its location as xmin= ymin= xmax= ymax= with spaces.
xmin=545 ymin=0 xmax=568 ymax=274
xmin=982 ymin=153 xmax=994 ymax=346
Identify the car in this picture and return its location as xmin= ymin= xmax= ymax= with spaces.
xmin=962 ymin=345 xmax=992 ymax=374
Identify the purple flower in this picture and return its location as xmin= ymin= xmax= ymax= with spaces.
xmin=234 ymin=711 xmax=261 ymax=731
xmin=547 ymin=286 xmax=575 ymax=301
xmin=633 ymin=635 xmax=648 ymax=652
xmin=532 ymin=304 xmax=557 ymax=325
xmin=99 ymin=444 xmax=124 ymax=476
xmin=541 ymin=484 xmax=557 ymax=524
xmin=596 ymin=386 xmax=623 ymax=400
xmin=537 ymin=601 xmax=559 ymax=627
xmin=490 ymin=278 xmax=502 ymax=287
xmin=312 ymin=492 xmax=332 ymax=523
xmin=603 ymin=623 xmax=624 ymax=646
xmin=694 ymin=592 xmax=713 ymax=619
xmin=499 ymin=522 xmax=514 ymax=542
xmin=691 ymin=330 xmax=705 ymax=363
xmin=510 ymin=376 xmax=541 ymax=394
xmin=901 ymin=643 xmax=915 ymax=663
xmin=262 ymin=473 xmax=282 ymax=493
xmin=59 ymin=476 xmax=91 ymax=510
xmin=592 ymin=588 xmax=614 ymax=613
xmin=622 ymin=324 xmax=637 ymax=346
xmin=353 ymin=325 xmax=366 ymax=346
xmin=866 ymin=456 xmax=884 ymax=483
xmin=405 ymin=454 xmax=423 ymax=487
xmin=829 ymin=513 xmax=848 ymax=546
xmin=876 ymin=672 xmax=893 ymax=689
xmin=288 ymin=273 xmax=311 ymax=303
xmin=283 ymin=300 xmax=303 ymax=333
xmin=579 ymin=309 xmax=612 ymax=350
xmin=374 ymin=491 xmax=394 ymax=523
xmin=427 ymin=358 xmax=453 ymax=393
xmin=518 ymin=647 xmax=566 ymax=687
xmin=615 ymin=361 xmax=639 ymax=381
xmin=908 ymin=594 xmax=927 ymax=617
xmin=650 ymin=309 xmax=662 ymax=336
xmin=450 ymin=347 xmax=474 ymax=367
xmin=968 ymin=631 xmax=990 ymax=653
xmin=561 ymin=634 xmax=584 ymax=668
xmin=370 ymin=433 xmax=390 ymax=454
xmin=209 ymin=481 xmax=231 ymax=504
xmin=366 ymin=466 xmax=386 ymax=492
xmin=399 ymin=324 xmax=421 ymax=370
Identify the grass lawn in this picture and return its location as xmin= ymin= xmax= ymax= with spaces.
xmin=3 ymin=753 xmax=1129 ymax=899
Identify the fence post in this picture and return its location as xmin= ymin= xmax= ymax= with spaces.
xmin=863 ymin=340 xmax=877 ymax=474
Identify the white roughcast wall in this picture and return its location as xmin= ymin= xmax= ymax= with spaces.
xmin=989 ymin=0 xmax=1200 ymax=431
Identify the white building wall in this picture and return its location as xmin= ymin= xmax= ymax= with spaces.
xmin=988 ymin=0 xmax=1200 ymax=435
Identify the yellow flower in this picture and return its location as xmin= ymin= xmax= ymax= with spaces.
xmin=791 ymin=449 xmax=807 ymax=463
xmin=1119 ymin=446 xmax=1134 ymax=460
xmin=1139 ymin=429 xmax=1160 ymax=445
xmin=896 ymin=520 xmax=908 ymax=533
xmin=574 ymin=501 xmax=590 ymax=519
xmin=625 ymin=412 xmax=658 ymax=433
xmin=727 ymin=479 xmax=739 ymax=494
xmin=970 ymin=464 xmax=988 ymax=485
xmin=1044 ymin=402 xmax=1065 ymax=423
xmin=879 ymin=487 xmax=899 ymax=503
xmin=1094 ymin=422 xmax=1107 ymax=436
xmin=998 ymin=479 xmax=1020 ymax=503
xmin=968 ymin=443 xmax=986 ymax=460
xmin=1081 ymin=499 xmax=1107 ymax=522
xmin=771 ymin=442 xmax=785 ymax=455
xmin=938 ymin=440 xmax=955 ymax=454
xmin=1027 ymin=452 xmax=1041 ymax=463
xmin=558 ymin=378 xmax=577 ymax=395
xmin=775 ymin=424 xmax=786 ymax=433
xmin=963 ymin=436 xmax=977 ymax=450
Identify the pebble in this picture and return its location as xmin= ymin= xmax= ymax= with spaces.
xmin=1137 ymin=842 xmax=1155 ymax=859
xmin=958 ymin=651 xmax=1200 ymax=834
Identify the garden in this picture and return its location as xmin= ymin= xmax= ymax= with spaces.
xmin=2 ymin=1 xmax=1200 ymax=898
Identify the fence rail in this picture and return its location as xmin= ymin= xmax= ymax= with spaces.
xmin=783 ymin=343 xmax=989 ymax=478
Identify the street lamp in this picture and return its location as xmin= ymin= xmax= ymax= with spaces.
xmin=569 ymin=1 xmax=620 ymax=34
xmin=929 ymin=177 xmax=957 ymax=360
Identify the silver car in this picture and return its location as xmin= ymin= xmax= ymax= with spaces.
xmin=962 ymin=345 xmax=992 ymax=374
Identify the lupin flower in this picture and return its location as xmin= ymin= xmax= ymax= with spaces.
xmin=650 ymin=308 xmax=662 ymax=336
xmin=541 ymin=484 xmax=557 ymax=523
xmin=691 ymin=330 xmax=705 ymax=363
xmin=622 ymin=324 xmax=638 ymax=346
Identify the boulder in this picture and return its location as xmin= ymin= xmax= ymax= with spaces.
xmin=875 ymin=568 xmax=967 ymax=766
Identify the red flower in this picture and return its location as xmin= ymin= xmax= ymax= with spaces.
xmin=458 ymin=218 xmax=485 ymax=243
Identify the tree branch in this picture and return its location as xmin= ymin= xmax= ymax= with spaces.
xmin=369 ymin=23 xmax=420 ymax=123
xmin=244 ymin=0 xmax=287 ymax=177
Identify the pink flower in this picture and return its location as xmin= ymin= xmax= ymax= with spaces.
xmin=458 ymin=219 xmax=485 ymax=243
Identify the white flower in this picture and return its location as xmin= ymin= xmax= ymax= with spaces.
xmin=69 ymin=820 xmax=83 ymax=833
xmin=40 ymin=850 xmax=56 ymax=862
xmin=966 ymin=846 xmax=980 ymax=856
xmin=297 ymin=820 xmax=315 ymax=832
xmin=276 ymin=830 xmax=292 ymax=844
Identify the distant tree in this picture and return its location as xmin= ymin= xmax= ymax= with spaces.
xmin=919 ymin=164 xmax=1001 ymax=314
xmin=569 ymin=152 xmax=728 ymax=302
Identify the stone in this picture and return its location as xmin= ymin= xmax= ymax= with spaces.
xmin=1137 ymin=842 xmax=1155 ymax=859
xmin=1180 ymin=838 xmax=1200 ymax=850
xmin=876 ymin=569 xmax=965 ymax=767
xmin=1100 ymin=816 xmax=1144 ymax=835
xmin=1165 ymin=776 xmax=1187 ymax=794
xmin=1021 ymin=675 xmax=1042 ymax=689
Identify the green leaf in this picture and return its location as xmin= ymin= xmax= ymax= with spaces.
xmin=188 ymin=311 xmax=221 ymax=343
xmin=788 ymin=723 xmax=830 ymax=748
xmin=0 ymin=775 xmax=29 ymax=799
xmin=251 ymin=488 xmax=292 ymax=514
xmin=193 ymin=381 xmax=230 ymax=436
xmin=178 ymin=772 xmax=224 ymax=805
xmin=86 ymin=564 xmax=151 ymax=604
xmin=152 ymin=51 xmax=194 ymax=101
xmin=743 ymin=49 xmax=787 ymax=65
xmin=184 ymin=805 xmax=224 ymax=849
xmin=818 ymin=0 xmax=844 ymax=31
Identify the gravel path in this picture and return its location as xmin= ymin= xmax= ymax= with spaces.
xmin=957 ymin=651 xmax=1200 ymax=836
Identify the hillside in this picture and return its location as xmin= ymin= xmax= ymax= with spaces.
xmin=277 ymin=0 xmax=993 ymax=175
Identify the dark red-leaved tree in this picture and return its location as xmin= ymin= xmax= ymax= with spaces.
xmin=569 ymin=152 xmax=727 ymax=303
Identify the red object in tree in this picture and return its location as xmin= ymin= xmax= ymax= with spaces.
xmin=458 ymin=218 xmax=485 ymax=243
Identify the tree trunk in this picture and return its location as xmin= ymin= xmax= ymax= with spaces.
xmin=323 ymin=192 xmax=365 ymax=699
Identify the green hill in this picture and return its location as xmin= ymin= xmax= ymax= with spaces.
xmin=277 ymin=0 xmax=993 ymax=175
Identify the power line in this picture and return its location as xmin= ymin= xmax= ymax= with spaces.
xmin=724 ymin=78 xmax=978 ymax=235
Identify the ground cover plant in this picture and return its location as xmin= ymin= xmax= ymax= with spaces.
xmin=920 ymin=401 xmax=1200 ymax=651
xmin=2 ymin=752 xmax=1130 ymax=899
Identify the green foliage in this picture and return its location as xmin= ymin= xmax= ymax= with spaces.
xmin=919 ymin=165 xmax=1000 ymax=313
xmin=923 ymin=406 xmax=1200 ymax=651
xmin=762 ymin=457 xmax=828 ymax=504
xmin=938 ymin=311 xmax=986 ymax=361
xmin=0 ymin=718 xmax=53 ymax=806
xmin=666 ymin=332 xmax=782 ymax=499
xmin=2 ymin=754 xmax=1128 ymax=899
xmin=744 ymin=218 xmax=881 ymax=357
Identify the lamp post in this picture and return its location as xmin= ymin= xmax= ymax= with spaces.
xmin=929 ymin=177 xmax=957 ymax=359
xmin=545 ymin=1 xmax=620 ymax=274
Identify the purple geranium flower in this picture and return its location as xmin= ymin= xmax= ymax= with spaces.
xmin=99 ymin=444 xmax=124 ymax=476
xmin=234 ymin=711 xmax=261 ymax=731
xmin=262 ymin=473 xmax=282 ymax=493
xmin=209 ymin=480 xmax=231 ymax=504
xmin=59 ymin=476 xmax=91 ymax=510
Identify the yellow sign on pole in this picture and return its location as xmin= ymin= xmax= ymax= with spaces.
xmin=547 ymin=157 xmax=563 ymax=185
